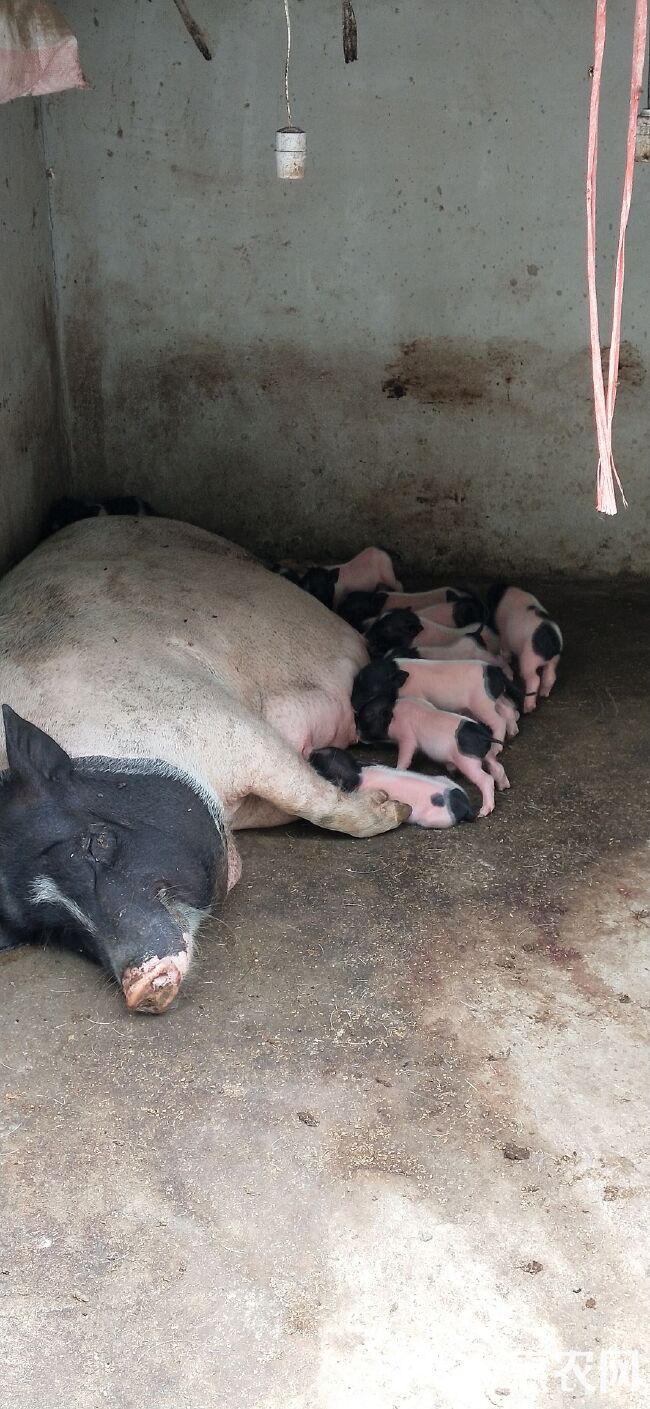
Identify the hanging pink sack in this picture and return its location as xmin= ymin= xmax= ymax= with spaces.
xmin=0 ymin=0 xmax=87 ymax=103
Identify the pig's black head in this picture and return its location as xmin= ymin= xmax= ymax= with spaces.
xmin=356 ymin=696 xmax=396 ymax=742
xmin=450 ymin=593 xmax=485 ymax=628
xmin=309 ymin=746 xmax=362 ymax=793
xmin=485 ymin=582 xmax=509 ymax=630
xmin=364 ymin=608 xmax=421 ymax=658
xmin=338 ymin=590 xmax=388 ymax=630
xmin=0 ymin=707 xmax=227 ymax=1014
xmin=351 ymin=658 xmax=407 ymax=715
xmin=299 ymin=566 xmax=338 ymax=610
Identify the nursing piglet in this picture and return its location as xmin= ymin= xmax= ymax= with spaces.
xmin=309 ymin=746 xmax=474 ymax=827
xmin=365 ymin=609 xmax=483 ymax=658
xmin=382 ymin=587 xmax=484 ymax=617
xmin=392 ymin=658 xmax=519 ymax=742
xmin=333 ymin=547 xmax=402 ymax=603
xmin=416 ymin=602 xmax=480 ymax=630
xmin=357 ymin=696 xmax=508 ymax=817
xmin=409 ymin=640 xmax=514 ymax=675
xmin=486 ymin=585 xmax=562 ymax=711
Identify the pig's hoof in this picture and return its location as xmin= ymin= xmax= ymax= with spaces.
xmin=478 ymin=799 xmax=496 ymax=817
xmin=333 ymin=789 xmax=411 ymax=836
xmin=121 ymin=955 xmax=188 ymax=1014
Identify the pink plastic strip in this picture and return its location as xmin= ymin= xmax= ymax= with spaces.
xmin=588 ymin=0 xmax=648 ymax=514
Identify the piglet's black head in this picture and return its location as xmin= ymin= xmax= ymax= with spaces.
xmin=351 ymin=658 xmax=407 ymax=715
xmin=309 ymin=747 xmax=361 ymax=793
xmin=451 ymin=593 xmax=485 ymax=628
xmin=365 ymin=608 xmax=421 ymax=658
xmin=356 ymin=696 xmax=395 ymax=742
xmin=298 ymin=566 xmax=338 ymax=610
xmin=338 ymin=590 xmax=388 ymax=630
xmin=484 ymin=582 xmax=509 ymax=630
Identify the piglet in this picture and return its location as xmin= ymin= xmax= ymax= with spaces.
xmin=486 ymin=584 xmax=563 ymax=711
xmin=352 ymin=653 xmax=521 ymax=743
xmin=309 ymin=747 xmax=474 ymax=827
xmin=410 ymin=640 xmax=514 ymax=675
xmin=280 ymin=565 xmax=339 ymax=610
xmin=416 ymin=601 xmax=481 ymax=630
xmin=333 ymin=547 xmax=402 ymax=604
xmin=394 ymin=657 xmax=522 ymax=741
xmin=365 ymin=609 xmax=483 ymax=658
xmin=383 ymin=587 xmax=484 ymax=617
xmin=356 ymin=695 xmax=508 ymax=817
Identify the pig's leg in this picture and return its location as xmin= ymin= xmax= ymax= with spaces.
xmin=395 ymin=734 xmax=416 ymax=770
xmin=539 ymin=656 xmax=560 ymax=699
xmin=484 ymin=752 xmax=510 ymax=791
xmin=228 ymin=713 xmax=409 ymax=837
xmin=470 ymin=698 xmax=507 ymax=745
xmin=454 ymin=756 xmax=496 ymax=817
xmin=495 ymin=696 xmax=519 ymax=739
xmin=518 ymin=644 xmax=542 ymax=712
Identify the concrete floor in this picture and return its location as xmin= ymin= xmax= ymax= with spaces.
xmin=1 ymin=583 xmax=649 ymax=1409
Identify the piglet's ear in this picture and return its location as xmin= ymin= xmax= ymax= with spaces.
xmin=2 ymin=705 xmax=72 ymax=786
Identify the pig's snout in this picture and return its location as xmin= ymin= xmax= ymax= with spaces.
xmin=449 ymin=787 xmax=475 ymax=823
xmin=121 ymin=949 xmax=190 ymax=1015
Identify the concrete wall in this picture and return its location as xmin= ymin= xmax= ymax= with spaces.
xmin=0 ymin=100 xmax=65 ymax=571
xmin=43 ymin=0 xmax=650 ymax=576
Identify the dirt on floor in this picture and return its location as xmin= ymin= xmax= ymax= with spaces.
xmin=1 ymin=582 xmax=649 ymax=1409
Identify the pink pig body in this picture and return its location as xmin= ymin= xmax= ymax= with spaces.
xmin=394 ymin=658 xmax=512 ymax=744
xmin=358 ymin=765 xmax=473 ymax=827
xmin=417 ymin=600 xmax=473 ymax=628
xmin=333 ymin=547 xmax=402 ymax=603
xmin=490 ymin=587 xmax=562 ymax=711
xmin=384 ymin=698 xmax=509 ymax=817
xmin=411 ymin=618 xmax=483 ymax=649
xmin=416 ymin=640 xmax=514 ymax=676
xmin=384 ymin=587 xmax=473 ymax=612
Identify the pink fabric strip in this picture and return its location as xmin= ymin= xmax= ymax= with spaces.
xmin=588 ymin=0 xmax=648 ymax=514
xmin=605 ymin=0 xmax=648 ymax=435
xmin=586 ymin=0 xmax=610 ymax=509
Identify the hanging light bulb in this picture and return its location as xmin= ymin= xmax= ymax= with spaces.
xmin=276 ymin=0 xmax=306 ymax=178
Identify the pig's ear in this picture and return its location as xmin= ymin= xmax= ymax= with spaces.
xmin=2 ymin=706 xmax=73 ymax=787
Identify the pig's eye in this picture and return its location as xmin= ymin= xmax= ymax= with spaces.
xmin=84 ymin=829 xmax=117 ymax=864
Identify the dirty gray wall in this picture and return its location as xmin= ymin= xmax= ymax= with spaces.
xmin=43 ymin=0 xmax=649 ymax=576
xmin=0 ymin=101 xmax=64 ymax=571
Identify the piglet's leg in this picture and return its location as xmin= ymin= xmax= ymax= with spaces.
xmin=456 ymin=757 xmax=496 ymax=817
xmin=539 ymin=657 xmax=559 ymax=699
xmin=395 ymin=734 xmax=416 ymax=770
xmin=484 ymin=753 xmax=510 ymax=791
xmin=495 ymin=697 xmax=519 ymax=738
xmin=518 ymin=644 xmax=542 ymax=712
xmin=476 ymin=702 xmax=506 ymax=745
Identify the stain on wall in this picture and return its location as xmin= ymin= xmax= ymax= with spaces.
xmin=42 ymin=0 xmax=650 ymax=576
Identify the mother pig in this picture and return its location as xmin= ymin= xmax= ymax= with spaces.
xmin=0 ymin=517 xmax=409 ymax=1013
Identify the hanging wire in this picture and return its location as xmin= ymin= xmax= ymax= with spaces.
xmin=283 ymin=0 xmax=293 ymax=125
